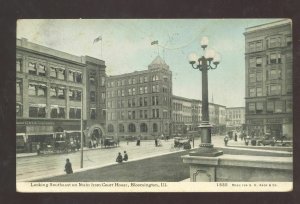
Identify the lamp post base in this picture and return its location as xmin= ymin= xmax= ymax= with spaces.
xmin=189 ymin=147 xmax=223 ymax=157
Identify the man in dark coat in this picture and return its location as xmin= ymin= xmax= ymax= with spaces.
xmin=123 ymin=151 xmax=128 ymax=161
xmin=116 ymin=152 xmax=123 ymax=163
xmin=64 ymin=158 xmax=73 ymax=174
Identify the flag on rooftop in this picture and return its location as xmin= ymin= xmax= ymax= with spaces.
xmin=151 ymin=40 xmax=158 ymax=45
xmin=93 ymin=36 xmax=102 ymax=44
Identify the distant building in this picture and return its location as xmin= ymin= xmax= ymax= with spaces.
xmin=244 ymin=19 xmax=292 ymax=138
xmin=16 ymin=38 xmax=106 ymax=153
xmin=172 ymin=95 xmax=226 ymax=135
xmin=226 ymin=107 xmax=245 ymax=130
xmin=105 ymin=56 xmax=172 ymax=139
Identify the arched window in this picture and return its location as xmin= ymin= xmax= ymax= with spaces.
xmin=140 ymin=123 xmax=148 ymax=133
xmin=153 ymin=123 xmax=158 ymax=132
xmin=119 ymin=124 xmax=125 ymax=133
xmin=107 ymin=124 xmax=114 ymax=133
xmin=128 ymin=123 xmax=136 ymax=133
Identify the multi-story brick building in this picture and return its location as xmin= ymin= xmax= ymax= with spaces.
xmin=225 ymin=107 xmax=245 ymax=130
xmin=16 ymin=38 xmax=106 ymax=153
xmin=244 ymin=19 xmax=293 ymax=138
xmin=172 ymin=95 xmax=226 ymax=135
xmin=105 ymin=56 xmax=172 ymax=139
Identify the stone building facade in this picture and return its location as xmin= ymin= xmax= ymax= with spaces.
xmin=105 ymin=56 xmax=172 ymax=139
xmin=16 ymin=38 xmax=106 ymax=153
xmin=244 ymin=19 xmax=293 ymax=138
xmin=225 ymin=107 xmax=245 ymax=130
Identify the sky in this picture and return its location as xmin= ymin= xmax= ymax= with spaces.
xmin=17 ymin=19 xmax=282 ymax=107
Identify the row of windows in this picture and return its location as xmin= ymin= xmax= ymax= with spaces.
xmin=107 ymin=109 xmax=162 ymax=121
xmin=17 ymin=60 xmax=83 ymax=83
xmin=16 ymin=104 xmax=82 ymax=119
xmin=17 ymin=81 xmax=83 ymax=101
xmin=248 ymin=36 xmax=292 ymax=53
xmin=247 ymin=100 xmax=292 ymax=114
xmin=106 ymin=85 xmax=163 ymax=98
xmin=107 ymin=74 xmax=165 ymax=88
xmin=107 ymin=123 xmax=159 ymax=133
xmin=249 ymin=53 xmax=282 ymax=68
xmin=107 ymin=96 xmax=162 ymax=109
xmin=248 ymin=84 xmax=292 ymax=97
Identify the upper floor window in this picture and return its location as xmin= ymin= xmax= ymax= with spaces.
xmin=269 ymin=85 xmax=281 ymax=95
xmin=69 ymin=89 xmax=81 ymax=101
xmin=256 ymin=87 xmax=263 ymax=97
xmin=256 ymin=41 xmax=263 ymax=51
xmin=249 ymin=58 xmax=256 ymax=68
xmin=249 ymin=73 xmax=256 ymax=83
xmin=69 ymin=107 xmax=81 ymax=119
xmin=29 ymin=104 xmax=46 ymax=118
xmin=51 ymin=105 xmax=65 ymax=118
xmin=275 ymin=101 xmax=283 ymax=113
xmin=69 ymin=70 xmax=82 ymax=83
xmin=128 ymin=78 xmax=132 ymax=85
xmin=28 ymin=62 xmax=37 ymax=75
xmin=89 ymin=72 xmax=96 ymax=85
xmin=38 ymin=64 xmax=46 ymax=76
xmin=16 ymin=80 xmax=22 ymax=95
xmin=28 ymin=83 xmax=47 ymax=97
xmin=16 ymin=59 xmax=22 ymax=72
xmin=256 ymin=57 xmax=262 ymax=67
xmin=101 ymin=77 xmax=105 ymax=86
xmin=269 ymin=37 xmax=281 ymax=48
xmin=90 ymin=108 xmax=96 ymax=120
xmin=286 ymin=36 xmax=292 ymax=47
xmin=139 ymin=76 xmax=143 ymax=83
xmin=90 ymin=91 xmax=96 ymax=102
xmin=132 ymin=78 xmax=136 ymax=84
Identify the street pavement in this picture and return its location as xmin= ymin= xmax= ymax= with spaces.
xmin=17 ymin=135 xmax=232 ymax=181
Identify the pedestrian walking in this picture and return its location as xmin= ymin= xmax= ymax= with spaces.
xmin=224 ymin=136 xmax=229 ymax=146
xmin=155 ymin=138 xmax=158 ymax=147
xmin=116 ymin=152 xmax=123 ymax=163
xmin=234 ymin=133 xmax=238 ymax=142
xmin=123 ymin=151 xmax=128 ymax=161
xmin=64 ymin=158 xmax=73 ymax=174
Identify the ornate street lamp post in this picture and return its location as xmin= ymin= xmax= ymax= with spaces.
xmin=188 ymin=36 xmax=223 ymax=156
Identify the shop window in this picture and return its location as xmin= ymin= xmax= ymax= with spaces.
xmin=119 ymin=124 xmax=125 ymax=132
xmin=28 ymin=62 xmax=37 ymax=75
xmin=153 ymin=123 xmax=158 ymax=132
xmin=38 ymin=64 xmax=46 ymax=76
xmin=140 ymin=123 xmax=148 ymax=132
xmin=128 ymin=123 xmax=136 ymax=133
xmin=107 ymin=124 xmax=114 ymax=133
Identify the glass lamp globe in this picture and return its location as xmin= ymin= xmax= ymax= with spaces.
xmin=213 ymin=52 xmax=221 ymax=65
xmin=188 ymin=53 xmax=198 ymax=64
xmin=204 ymin=49 xmax=215 ymax=61
xmin=200 ymin=36 xmax=209 ymax=49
